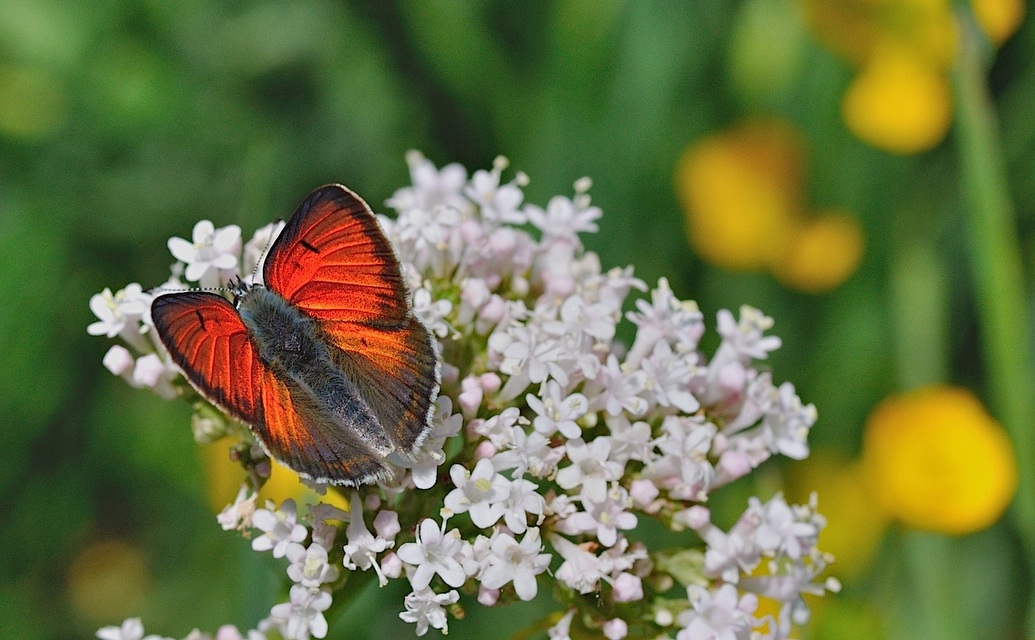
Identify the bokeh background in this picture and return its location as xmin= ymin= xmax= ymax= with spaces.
xmin=4 ymin=0 xmax=1035 ymax=638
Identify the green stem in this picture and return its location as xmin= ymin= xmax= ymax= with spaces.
xmin=951 ymin=4 xmax=1035 ymax=591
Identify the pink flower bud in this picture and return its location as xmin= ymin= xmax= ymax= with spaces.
xmin=215 ymin=625 xmax=243 ymax=640
xmin=477 ymin=585 xmax=500 ymax=606
xmin=611 ymin=572 xmax=644 ymax=602
xmin=102 ymin=345 xmax=134 ymax=376
xmin=603 ymin=618 xmax=628 ymax=640
xmin=459 ymin=377 xmax=484 ymax=416
xmin=678 ymin=505 xmax=711 ymax=530
xmin=380 ymin=552 xmax=402 ymax=579
xmin=374 ymin=510 xmax=400 ymax=541
xmin=628 ymin=479 xmax=659 ymax=508
xmin=479 ymin=295 xmax=507 ymax=324
xmin=132 ymin=353 xmax=165 ymax=387
xmin=479 ymin=372 xmax=502 ymax=393
xmin=475 ymin=440 xmax=497 ymax=460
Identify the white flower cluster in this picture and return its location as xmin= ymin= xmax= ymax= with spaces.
xmin=91 ymin=152 xmax=836 ymax=640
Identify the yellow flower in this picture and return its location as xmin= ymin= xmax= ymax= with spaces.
xmin=675 ymin=120 xmax=864 ymax=292
xmin=66 ymin=539 xmax=149 ymax=624
xmin=803 ymin=0 xmax=1022 ymax=153
xmin=203 ymin=438 xmax=349 ymax=513
xmin=675 ymin=120 xmax=803 ymax=271
xmin=972 ymin=0 xmax=1026 ymax=44
xmin=861 ymin=385 xmax=1018 ymax=535
xmin=773 ymin=209 xmax=866 ymax=293
xmin=841 ymin=44 xmax=953 ymax=154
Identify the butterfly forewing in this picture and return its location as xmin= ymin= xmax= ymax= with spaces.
xmin=151 ymin=292 xmax=263 ymax=424
xmin=263 ymin=185 xmax=440 ymax=453
xmin=264 ymin=185 xmax=409 ymax=324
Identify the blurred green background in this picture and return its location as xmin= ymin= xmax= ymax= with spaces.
xmin=4 ymin=0 xmax=1035 ymax=638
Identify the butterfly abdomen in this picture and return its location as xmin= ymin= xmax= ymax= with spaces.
xmin=238 ymin=285 xmax=393 ymax=458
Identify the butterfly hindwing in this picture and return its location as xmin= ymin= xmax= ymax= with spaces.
xmin=253 ymin=368 xmax=392 ymax=485
xmin=151 ymin=292 xmax=263 ymax=424
xmin=264 ymin=184 xmax=440 ymax=453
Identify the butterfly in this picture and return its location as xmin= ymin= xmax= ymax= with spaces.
xmin=150 ymin=184 xmax=441 ymax=487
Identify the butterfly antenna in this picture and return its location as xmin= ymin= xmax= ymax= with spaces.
xmin=250 ymin=219 xmax=285 ymax=283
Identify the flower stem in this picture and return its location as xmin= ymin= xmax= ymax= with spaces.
xmin=951 ymin=7 xmax=1035 ymax=580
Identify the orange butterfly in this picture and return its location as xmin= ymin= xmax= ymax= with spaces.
xmin=151 ymin=185 xmax=441 ymax=486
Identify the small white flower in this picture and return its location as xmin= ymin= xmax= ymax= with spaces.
xmin=286 ymin=542 xmax=339 ymax=588
xmin=603 ymin=618 xmax=629 ymax=640
xmin=396 ymin=518 xmax=466 ymax=590
xmin=411 ymin=288 xmax=453 ymax=338
xmin=242 ymin=220 xmax=285 ymax=280
xmin=492 ymin=426 xmax=565 ymax=479
xmin=625 ymin=278 xmax=704 ymax=366
xmin=465 ymin=164 xmax=527 ymax=225
xmin=479 ymin=528 xmax=551 ymax=601
xmin=543 ymin=294 xmax=616 ymax=342
xmin=526 ymin=381 xmax=588 ymax=439
xmin=526 ymin=194 xmax=601 ymax=240
xmin=547 ymin=609 xmax=576 ymax=640
xmin=611 ymin=572 xmax=644 ymax=602
xmin=341 ymin=494 xmax=392 ymax=586
xmin=648 ymin=416 xmax=716 ymax=501
xmin=217 ymin=485 xmax=257 ymax=531
xmin=759 ymin=382 xmax=816 ymax=460
xmin=568 ymin=484 xmax=637 ymax=547
xmin=399 ymin=587 xmax=460 ymax=637
xmin=251 ymin=499 xmax=307 ymax=558
xmin=499 ymin=476 xmax=545 ymax=534
xmin=640 ymin=339 xmax=700 ymax=414
xmin=604 ymin=414 xmax=655 ymax=464
xmin=443 ymin=458 xmax=510 ymax=528
xmin=551 ymin=534 xmax=612 ymax=594
xmin=393 ymin=396 xmax=463 ymax=489
xmin=102 ymin=344 xmax=135 ymax=377
xmin=590 ymin=355 xmax=648 ymax=418
xmin=88 ymin=285 xmax=149 ymax=339
xmin=471 ymin=406 xmax=523 ymax=449
xmin=96 ymin=618 xmax=171 ymax=640
xmin=496 ymin=325 xmax=569 ymax=392
xmin=716 ymin=306 xmax=782 ymax=361
xmin=555 ymin=437 xmax=623 ymax=504
xmin=387 ymin=151 xmax=469 ymax=214
xmin=167 ymin=219 xmax=241 ymax=284
xmin=676 ymin=584 xmax=758 ymax=640
xmin=748 ymin=494 xmax=820 ymax=561
xmin=268 ymin=584 xmax=332 ymax=640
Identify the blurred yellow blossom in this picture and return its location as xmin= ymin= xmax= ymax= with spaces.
xmin=861 ymin=385 xmax=1018 ymax=535
xmin=841 ymin=44 xmax=953 ymax=154
xmin=774 ymin=209 xmax=866 ymax=293
xmin=803 ymin=0 xmax=1024 ymax=153
xmin=675 ymin=119 xmax=864 ymax=292
xmin=203 ymin=439 xmax=349 ymax=514
xmin=66 ymin=539 xmax=149 ymax=624
xmin=675 ymin=119 xmax=803 ymax=271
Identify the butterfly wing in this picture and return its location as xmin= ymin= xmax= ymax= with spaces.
xmin=151 ymin=291 xmax=392 ymax=485
xmin=151 ymin=292 xmax=264 ymax=424
xmin=263 ymin=184 xmax=440 ymax=453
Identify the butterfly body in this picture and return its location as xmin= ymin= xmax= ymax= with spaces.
xmin=236 ymin=284 xmax=395 ymax=459
xmin=151 ymin=185 xmax=440 ymax=487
